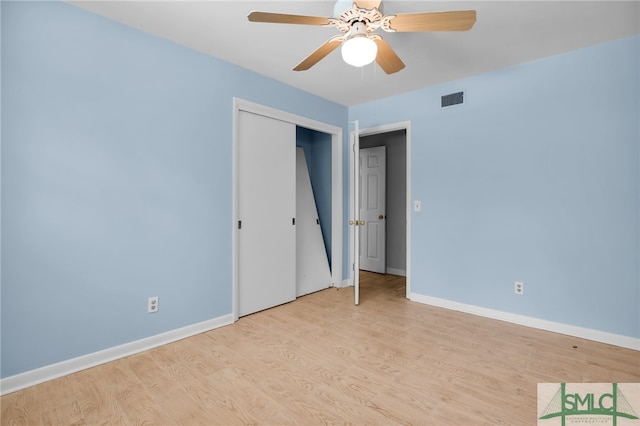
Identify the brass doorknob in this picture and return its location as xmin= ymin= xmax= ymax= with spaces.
xmin=349 ymin=220 xmax=355 ymax=225
xmin=359 ymin=220 xmax=365 ymax=225
xmin=378 ymin=214 xmax=385 ymax=220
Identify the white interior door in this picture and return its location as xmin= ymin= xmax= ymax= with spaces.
xmin=237 ymin=111 xmax=296 ymax=317
xmin=349 ymin=123 xmax=361 ymax=305
xmin=296 ymin=148 xmax=332 ymax=296
xmin=359 ymin=146 xmax=386 ymax=273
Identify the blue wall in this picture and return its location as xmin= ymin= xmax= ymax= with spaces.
xmin=351 ymin=35 xmax=640 ymax=339
xmin=0 ymin=1 xmax=346 ymax=378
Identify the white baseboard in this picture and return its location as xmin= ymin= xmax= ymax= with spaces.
xmin=0 ymin=314 xmax=234 ymax=396
xmin=409 ymin=293 xmax=640 ymax=351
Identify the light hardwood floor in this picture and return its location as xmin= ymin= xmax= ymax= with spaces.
xmin=2 ymin=272 xmax=639 ymax=425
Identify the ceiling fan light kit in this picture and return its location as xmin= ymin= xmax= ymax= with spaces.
xmin=341 ymin=21 xmax=378 ymax=67
xmin=342 ymin=36 xmax=378 ymax=67
xmin=248 ymin=0 xmax=476 ymax=74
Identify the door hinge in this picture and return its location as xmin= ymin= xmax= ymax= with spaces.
xmin=292 ymin=217 xmax=295 ymax=225
xmin=238 ymin=220 xmax=242 ymax=230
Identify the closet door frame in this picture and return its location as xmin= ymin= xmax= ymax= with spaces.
xmin=232 ymin=98 xmax=343 ymax=321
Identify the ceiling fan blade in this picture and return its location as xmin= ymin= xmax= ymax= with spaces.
xmin=294 ymin=36 xmax=345 ymax=71
xmin=354 ymin=0 xmax=382 ymax=10
xmin=248 ymin=11 xmax=330 ymax=26
xmin=386 ymin=10 xmax=476 ymax=32
xmin=373 ymin=37 xmax=405 ymax=74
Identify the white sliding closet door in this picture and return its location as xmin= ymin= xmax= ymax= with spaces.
xmin=296 ymin=148 xmax=332 ymax=296
xmin=237 ymin=111 xmax=296 ymax=317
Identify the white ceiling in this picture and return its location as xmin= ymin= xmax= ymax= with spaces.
xmin=69 ymin=1 xmax=640 ymax=106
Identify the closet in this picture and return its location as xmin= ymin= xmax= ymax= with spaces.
xmin=236 ymin=110 xmax=331 ymax=317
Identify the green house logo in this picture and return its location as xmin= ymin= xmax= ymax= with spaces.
xmin=538 ymin=383 xmax=639 ymax=426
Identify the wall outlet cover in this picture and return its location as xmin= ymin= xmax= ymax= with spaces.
xmin=148 ymin=296 xmax=159 ymax=313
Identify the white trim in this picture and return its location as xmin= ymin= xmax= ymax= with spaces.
xmin=357 ymin=121 xmax=412 ymax=297
xmin=232 ymin=98 xmax=343 ymax=321
xmin=386 ymin=268 xmax=406 ymax=277
xmin=348 ymin=129 xmax=355 ymax=288
xmin=409 ymin=292 xmax=640 ymax=351
xmin=0 ymin=314 xmax=234 ymax=396
xmin=330 ymin=120 xmax=343 ymax=297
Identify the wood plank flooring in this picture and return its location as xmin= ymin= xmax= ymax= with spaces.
xmin=2 ymin=271 xmax=639 ymax=425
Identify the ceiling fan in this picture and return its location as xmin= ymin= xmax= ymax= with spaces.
xmin=248 ymin=0 xmax=476 ymax=74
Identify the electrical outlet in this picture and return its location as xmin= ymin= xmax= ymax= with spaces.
xmin=148 ymin=296 xmax=159 ymax=313
xmin=514 ymin=281 xmax=524 ymax=295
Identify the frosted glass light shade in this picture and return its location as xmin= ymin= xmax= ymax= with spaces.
xmin=341 ymin=36 xmax=378 ymax=67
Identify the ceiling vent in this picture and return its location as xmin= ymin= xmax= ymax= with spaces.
xmin=441 ymin=91 xmax=464 ymax=108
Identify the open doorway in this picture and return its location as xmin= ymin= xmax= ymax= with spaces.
xmin=297 ymin=127 xmax=332 ymax=271
xmin=358 ymin=126 xmax=409 ymax=300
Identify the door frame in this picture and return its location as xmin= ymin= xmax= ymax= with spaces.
xmin=232 ymin=98 xmax=343 ymax=321
xmin=350 ymin=121 xmax=412 ymax=298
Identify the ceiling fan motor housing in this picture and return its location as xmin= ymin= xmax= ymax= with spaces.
xmin=350 ymin=21 xmax=368 ymax=37
xmin=331 ymin=5 xmax=384 ymax=33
